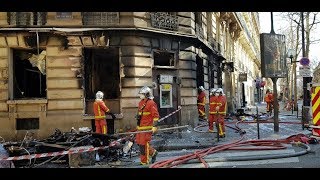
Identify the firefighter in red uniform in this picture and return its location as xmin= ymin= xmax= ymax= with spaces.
xmin=93 ymin=91 xmax=110 ymax=134
xmin=209 ymin=88 xmax=227 ymax=137
xmin=265 ymin=89 xmax=274 ymax=113
xmin=208 ymin=88 xmax=217 ymax=133
xmin=135 ymin=86 xmax=159 ymax=165
xmin=197 ymin=86 xmax=207 ymax=121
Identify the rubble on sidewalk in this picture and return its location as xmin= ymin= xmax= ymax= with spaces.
xmin=0 ymin=127 xmax=136 ymax=168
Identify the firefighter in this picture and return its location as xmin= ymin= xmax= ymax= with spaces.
xmin=197 ymin=86 xmax=207 ymax=121
xmin=135 ymin=86 xmax=159 ymax=165
xmin=265 ymin=89 xmax=274 ymax=113
xmin=217 ymin=88 xmax=227 ymax=137
xmin=93 ymin=91 xmax=110 ymax=134
xmin=208 ymin=88 xmax=217 ymax=133
xmin=209 ymin=88 xmax=227 ymax=137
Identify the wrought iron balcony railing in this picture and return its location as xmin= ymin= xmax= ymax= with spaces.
xmin=82 ymin=12 xmax=120 ymax=26
xmin=150 ymin=12 xmax=178 ymax=31
xmin=195 ymin=23 xmax=204 ymax=40
xmin=7 ymin=12 xmax=47 ymax=26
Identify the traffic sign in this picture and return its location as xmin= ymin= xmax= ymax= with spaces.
xmin=299 ymin=66 xmax=312 ymax=77
xmin=300 ymin=57 xmax=310 ymax=66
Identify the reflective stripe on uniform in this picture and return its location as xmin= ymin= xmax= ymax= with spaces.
xmin=210 ymin=102 xmax=222 ymax=105
xmin=153 ymin=118 xmax=159 ymax=121
xmin=146 ymin=142 xmax=150 ymax=164
xmin=137 ymin=126 xmax=153 ymax=131
xmin=197 ymin=103 xmax=205 ymax=106
xmin=95 ymin=115 xmax=106 ymax=118
xmin=198 ymin=109 xmax=205 ymax=116
xmin=102 ymin=126 xmax=107 ymax=134
xmin=138 ymin=112 xmax=151 ymax=115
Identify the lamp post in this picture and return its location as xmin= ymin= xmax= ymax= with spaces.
xmin=287 ymin=49 xmax=298 ymax=114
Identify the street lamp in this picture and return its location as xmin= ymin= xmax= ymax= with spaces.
xmin=287 ymin=49 xmax=298 ymax=64
xmin=287 ymin=49 xmax=298 ymax=113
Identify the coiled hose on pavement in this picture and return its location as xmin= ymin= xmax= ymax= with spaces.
xmin=151 ymin=122 xmax=312 ymax=168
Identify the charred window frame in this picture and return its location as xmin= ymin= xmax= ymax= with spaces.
xmin=153 ymin=50 xmax=176 ymax=68
xmin=7 ymin=12 xmax=47 ymax=26
xmin=84 ymin=48 xmax=120 ymax=100
xmin=11 ymin=49 xmax=47 ymax=100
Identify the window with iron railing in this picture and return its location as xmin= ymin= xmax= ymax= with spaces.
xmin=7 ymin=12 xmax=47 ymax=26
xmin=82 ymin=12 xmax=119 ymax=26
xmin=150 ymin=12 xmax=178 ymax=31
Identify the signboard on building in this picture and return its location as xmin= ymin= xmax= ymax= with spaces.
xmin=260 ymin=33 xmax=287 ymax=78
xmin=239 ymin=73 xmax=247 ymax=82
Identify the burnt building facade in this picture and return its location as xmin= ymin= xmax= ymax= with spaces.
xmin=0 ymin=12 xmax=244 ymax=140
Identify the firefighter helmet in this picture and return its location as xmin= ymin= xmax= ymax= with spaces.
xmin=138 ymin=86 xmax=153 ymax=99
xmin=96 ymin=91 xmax=104 ymax=100
xmin=210 ymin=88 xmax=217 ymax=95
xmin=216 ymin=88 xmax=224 ymax=95
xmin=199 ymin=86 xmax=205 ymax=92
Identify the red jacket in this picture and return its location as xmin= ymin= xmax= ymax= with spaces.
xmin=209 ymin=95 xmax=227 ymax=115
xmin=137 ymin=99 xmax=160 ymax=131
xmin=197 ymin=91 xmax=206 ymax=106
xmin=93 ymin=100 xmax=110 ymax=120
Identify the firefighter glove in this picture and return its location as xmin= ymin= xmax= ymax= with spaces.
xmin=152 ymin=126 xmax=158 ymax=133
xmin=215 ymin=106 xmax=220 ymax=111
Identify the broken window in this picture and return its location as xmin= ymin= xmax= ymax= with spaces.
xmin=84 ymin=48 xmax=120 ymax=114
xmin=16 ymin=118 xmax=39 ymax=130
xmin=12 ymin=49 xmax=47 ymax=99
xmin=153 ymin=50 xmax=175 ymax=67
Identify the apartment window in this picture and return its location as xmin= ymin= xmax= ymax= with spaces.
xmin=7 ymin=12 xmax=47 ymax=26
xmin=150 ymin=12 xmax=178 ymax=31
xmin=12 ymin=49 xmax=47 ymax=99
xmin=82 ymin=12 xmax=120 ymax=25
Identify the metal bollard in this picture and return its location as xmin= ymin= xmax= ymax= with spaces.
xmin=256 ymin=105 xmax=260 ymax=139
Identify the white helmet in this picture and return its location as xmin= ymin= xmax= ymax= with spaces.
xmin=138 ymin=86 xmax=153 ymax=99
xmin=210 ymin=88 xmax=217 ymax=95
xmin=199 ymin=86 xmax=205 ymax=92
xmin=96 ymin=91 xmax=104 ymax=100
xmin=216 ymin=88 xmax=224 ymax=95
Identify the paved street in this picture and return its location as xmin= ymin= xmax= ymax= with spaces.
xmin=85 ymin=100 xmax=320 ymax=168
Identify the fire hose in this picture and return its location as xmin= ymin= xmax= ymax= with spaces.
xmin=150 ymin=133 xmax=311 ymax=168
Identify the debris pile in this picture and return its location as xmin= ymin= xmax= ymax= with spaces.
xmin=0 ymin=128 xmax=136 ymax=168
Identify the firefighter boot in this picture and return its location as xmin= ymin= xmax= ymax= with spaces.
xmin=151 ymin=150 xmax=158 ymax=163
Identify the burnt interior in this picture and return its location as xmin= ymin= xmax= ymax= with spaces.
xmin=84 ymin=48 xmax=120 ymax=100
xmin=196 ymin=55 xmax=204 ymax=88
xmin=13 ymin=49 xmax=46 ymax=99
xmin=154 ymin=51 xmax=175 ymax=67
